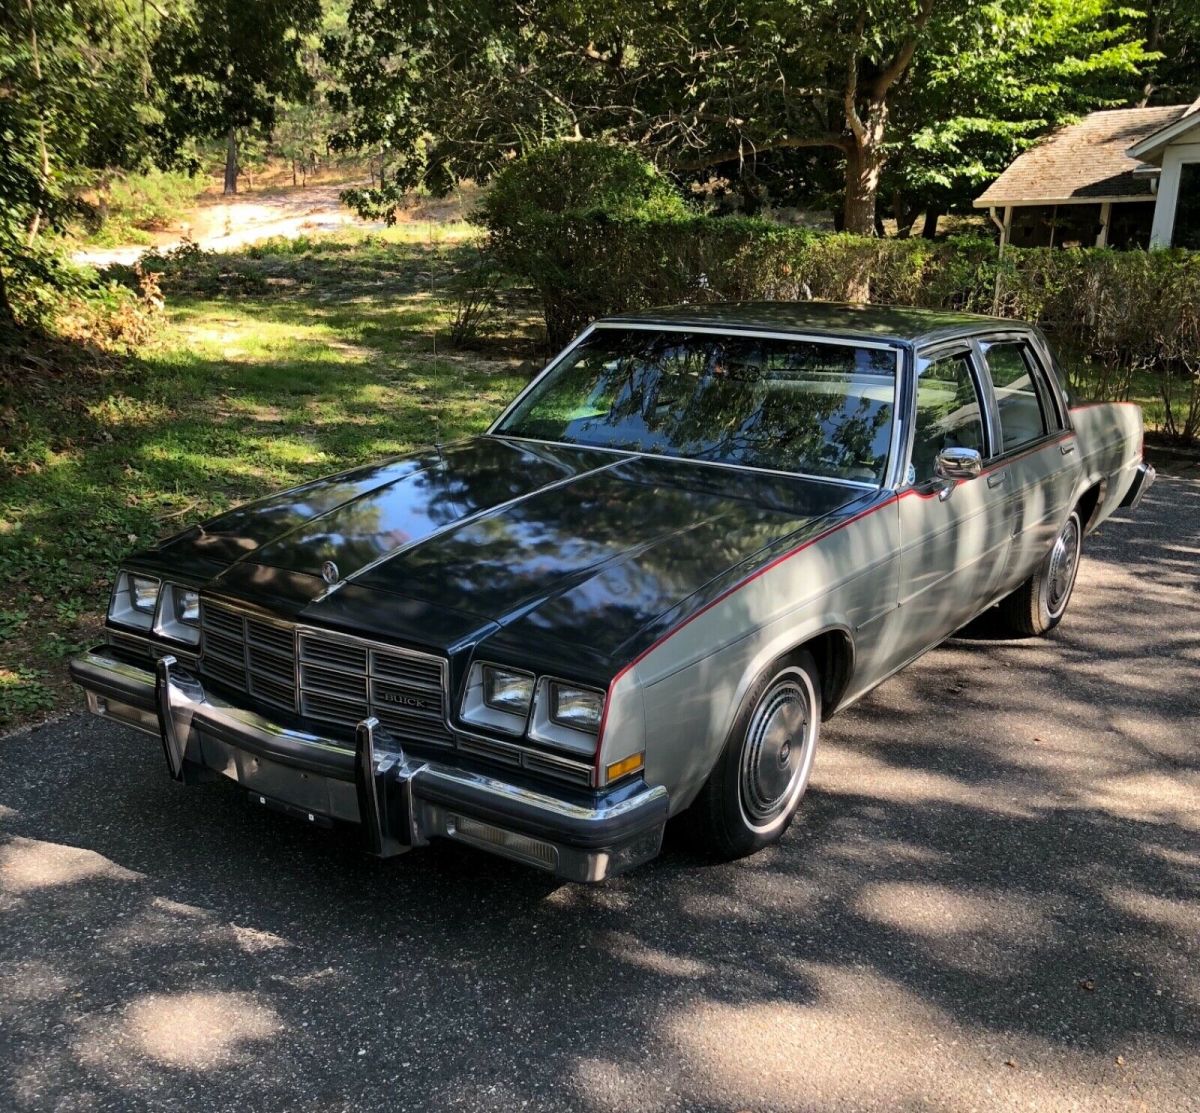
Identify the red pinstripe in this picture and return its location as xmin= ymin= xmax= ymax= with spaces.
xmin=593 ymin=493 xmax=897 ymax=782
xmin=592 ymin=428 xmax=1077 ymax=783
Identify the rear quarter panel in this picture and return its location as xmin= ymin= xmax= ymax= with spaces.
xmin=1070 ymin=403 xmax=1145 ymax=528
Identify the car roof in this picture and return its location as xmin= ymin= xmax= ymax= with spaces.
xmin=598 ymin=301 xmax=1028 ymax=347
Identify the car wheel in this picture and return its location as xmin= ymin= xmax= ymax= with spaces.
xmin=691 ymin=650 xmax=822 ymax=861
xmin=996 ymin=509 xmax=1083 ymax=637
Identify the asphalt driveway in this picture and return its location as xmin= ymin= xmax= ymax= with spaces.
xmin=2 ymin=478 xmax=1197 ymax=1112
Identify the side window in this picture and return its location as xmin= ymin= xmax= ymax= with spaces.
xmin=910 ymin=352 xmax=986 ymax=484
xmin=1046 ymin=348 xmax=1076 ymax=409
xmin=983 ymin=341 xmax=1051 ymax=452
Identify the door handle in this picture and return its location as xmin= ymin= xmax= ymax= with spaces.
xmin=987 ymin=471 xmax=1007 ymax=489
xmin=1060 ymin=442 xmax=1076 ymax=455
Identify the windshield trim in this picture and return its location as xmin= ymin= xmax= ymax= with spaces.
xmin=489 ymin=321 xmax=904 ymax=488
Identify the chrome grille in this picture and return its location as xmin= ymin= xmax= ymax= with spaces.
xmin=197 ymin=599 xmax=593 ymax=786
xmin=199 ymin=600 xmax=452 ymax=746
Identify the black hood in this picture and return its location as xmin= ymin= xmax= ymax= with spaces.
xmin=145 ymin=437 xmax=873 ymax=680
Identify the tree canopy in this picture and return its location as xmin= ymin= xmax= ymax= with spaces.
xmin=152 ymin=0 xmax=322 ymax=194
xmin=326 ymin=0 xmax=1158 ymax=233
xmin=0 ymin=0 xmax=160 ymax=327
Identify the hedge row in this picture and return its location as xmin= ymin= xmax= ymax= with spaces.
xmin=488 ymin=214 xmax=1200 ymax=442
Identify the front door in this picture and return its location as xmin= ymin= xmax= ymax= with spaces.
xmin=892 ymin=346 xmax=1013 ymax=664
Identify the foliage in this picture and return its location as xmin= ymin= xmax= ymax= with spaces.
xmin=447 ymin=245 xmax=504 ymax=349
xmin=0 ymin=666 xmax=55 ymax=726
xmin=486 ymin=210 xmax=1200 ymax=441
xmin=477 ymin=142 xmax=688 ymax=234
xmin=882 ymin=0 xmax=1156 ymax=226
xmin=152 ymin=0 xmax=323 ymax=192
xmin=77 ymin=169 xmax=206 ymax=246
xmin=0 ymin=0 xmax=161 ymax=327
xmin=325 ymin=0 xmax=1155 ymax=233
xmin=1138 ymin=0 xmax=1200 ymax=105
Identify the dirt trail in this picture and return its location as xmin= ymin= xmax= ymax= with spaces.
xmin=72 ymin=183 xmax=383 ymax=267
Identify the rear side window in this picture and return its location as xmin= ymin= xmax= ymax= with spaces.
xmin=982 ymin=341 xmax=1051 ymax=452
xmin=910 ymin=352 xmax=986 ymax=483
xmin=1046 ymin=349 xmax=1077 ymax=408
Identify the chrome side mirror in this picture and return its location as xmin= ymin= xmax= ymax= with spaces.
xmin=934 ymin=446 xmax=983 ymax=481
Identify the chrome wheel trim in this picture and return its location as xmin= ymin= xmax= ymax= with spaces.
xmin=737 ymin=667 xmax=818 ymax=835
xmin=1044 ymin=514 xmax=1082 ymax=619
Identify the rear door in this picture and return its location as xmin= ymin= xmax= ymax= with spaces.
xmin=893 ymin=344 xmax=1012 ymax=661
xmin=976 ymin=333 xmax=1081 ymax=593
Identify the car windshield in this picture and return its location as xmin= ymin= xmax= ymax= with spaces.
xmin=495 ymin=328 xmax=898 ymax=484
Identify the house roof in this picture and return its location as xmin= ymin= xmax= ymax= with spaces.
xmin=1127 ymin=96 xmax=1200 ymax=161
xmin=974 ymin=106 xmax=1194 ymax=208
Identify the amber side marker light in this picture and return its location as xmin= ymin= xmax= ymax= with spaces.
xmin=606 ymin=753 xmax=645 ymax=782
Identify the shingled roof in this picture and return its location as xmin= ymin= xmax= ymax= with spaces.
xmin=974 ymin=106 xmax=1194 ymax=207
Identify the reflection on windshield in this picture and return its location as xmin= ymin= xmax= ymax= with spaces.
xmin=497 ymin=329 xmax=897 ymax=484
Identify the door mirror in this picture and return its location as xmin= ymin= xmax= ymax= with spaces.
xmin=934 ymin=446 xmax=983 ymax=480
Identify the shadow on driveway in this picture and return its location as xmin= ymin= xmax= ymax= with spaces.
xmin=1 ymin=480 xmax=1197 ymax=1111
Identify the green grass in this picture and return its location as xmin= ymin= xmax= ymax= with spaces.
xmin=1 ymin=231 xmax=1183 ymax=729
xmin=70 ymin=169 xmax=207 ymax=247
xmin=0 ymin=238 xmax=539 ymax=729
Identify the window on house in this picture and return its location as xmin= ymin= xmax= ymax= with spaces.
xmin=1172 ymin=163 xmax=1200 ymax=250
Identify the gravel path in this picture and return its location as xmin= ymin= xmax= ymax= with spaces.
xmin=1 ymin=479 xmax=1197 ymax=1112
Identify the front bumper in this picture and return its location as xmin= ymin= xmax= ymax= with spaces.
xmin=69 ymin=648 xmax=667 ymax=881
xmin=1120 ymin=460 xmax=1156 ymax=510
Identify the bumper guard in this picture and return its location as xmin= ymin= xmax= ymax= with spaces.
xmin=70 ymin=648 xmax=667 ymax=882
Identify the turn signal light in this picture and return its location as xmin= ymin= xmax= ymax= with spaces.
xmin=605 ymin=753 xmax=645 ymax=782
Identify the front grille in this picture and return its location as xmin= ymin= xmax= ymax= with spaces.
xmin=298 ymin=630 xmax=450 ymax=746
xmin=197 ymin=599 xmax=593 ymax=787
xmin=199 ymin=600 xmax=451 ymax=747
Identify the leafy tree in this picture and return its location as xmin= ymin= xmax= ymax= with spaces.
xmin=1137 ymin=0 xmax=1200 ymax=105
xmin=883 ymin=0 xmax=1152 ymax=235
xmin=274 ymin=0 xmax=350 ymax=186
xmin=0 ymin=0 xmax=159 ymax=329
xmin=327 ymin=0 xmax=1151 ymax=234
xmin=152 ymin=0 xmax=322 ymax=194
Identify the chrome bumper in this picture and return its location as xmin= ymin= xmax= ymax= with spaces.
xmin=69 ymin=648 xmax=667 ymax=882
xmin=1120 ymin=460 xmax=1156 ymax=510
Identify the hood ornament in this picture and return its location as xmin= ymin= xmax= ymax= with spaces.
xmin=320 ymin=560 xmax=340 ymax=585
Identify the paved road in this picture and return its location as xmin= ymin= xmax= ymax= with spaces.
xmin=2 ymin=479 xmax=1198 ymax=1112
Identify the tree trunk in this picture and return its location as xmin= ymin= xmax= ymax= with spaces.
xmin=893 ymin=191 xmax=920 ymax=239
xmin=24 ymin=0 xmax=51 ymax=245
xmin=921 ymin=209 xmax=941 ymax=239
xmin=842 ymin=139 xmax=884 ymax=237
xmin=0 ymin=264 xmax=17 ymax=332
xmin=223 ymin=128 xmax=238 ymax=195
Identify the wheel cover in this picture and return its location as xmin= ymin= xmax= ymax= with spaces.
xmin=738 ymin=672 xmax=816 ymax=832
xmin=1045 ymin=515 xmax=1081 ymax=618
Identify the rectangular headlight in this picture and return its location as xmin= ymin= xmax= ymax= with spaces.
xmin=152 ymin=582 xmax=201 ymax=646
xmin=483 ymin=666 xmax=535 ymax=714
xmin=109 ymin=571 xmax=160 ymax=631
xmin=549 ymin=683 xmax=604 ymax=733
xmin=174 ymin=588 xmax=200 ymax=626
xmin=130 ymin=575 xmax=160 ymax=614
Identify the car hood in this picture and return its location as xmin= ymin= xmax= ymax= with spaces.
xmin=149 ymin=437 xmax=870 ymax=676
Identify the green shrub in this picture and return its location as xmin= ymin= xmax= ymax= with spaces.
xmin=486 ymin=209 xmax=1200 ymax=440
xmin=477 ymin=141 xmax=687 ymax=237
